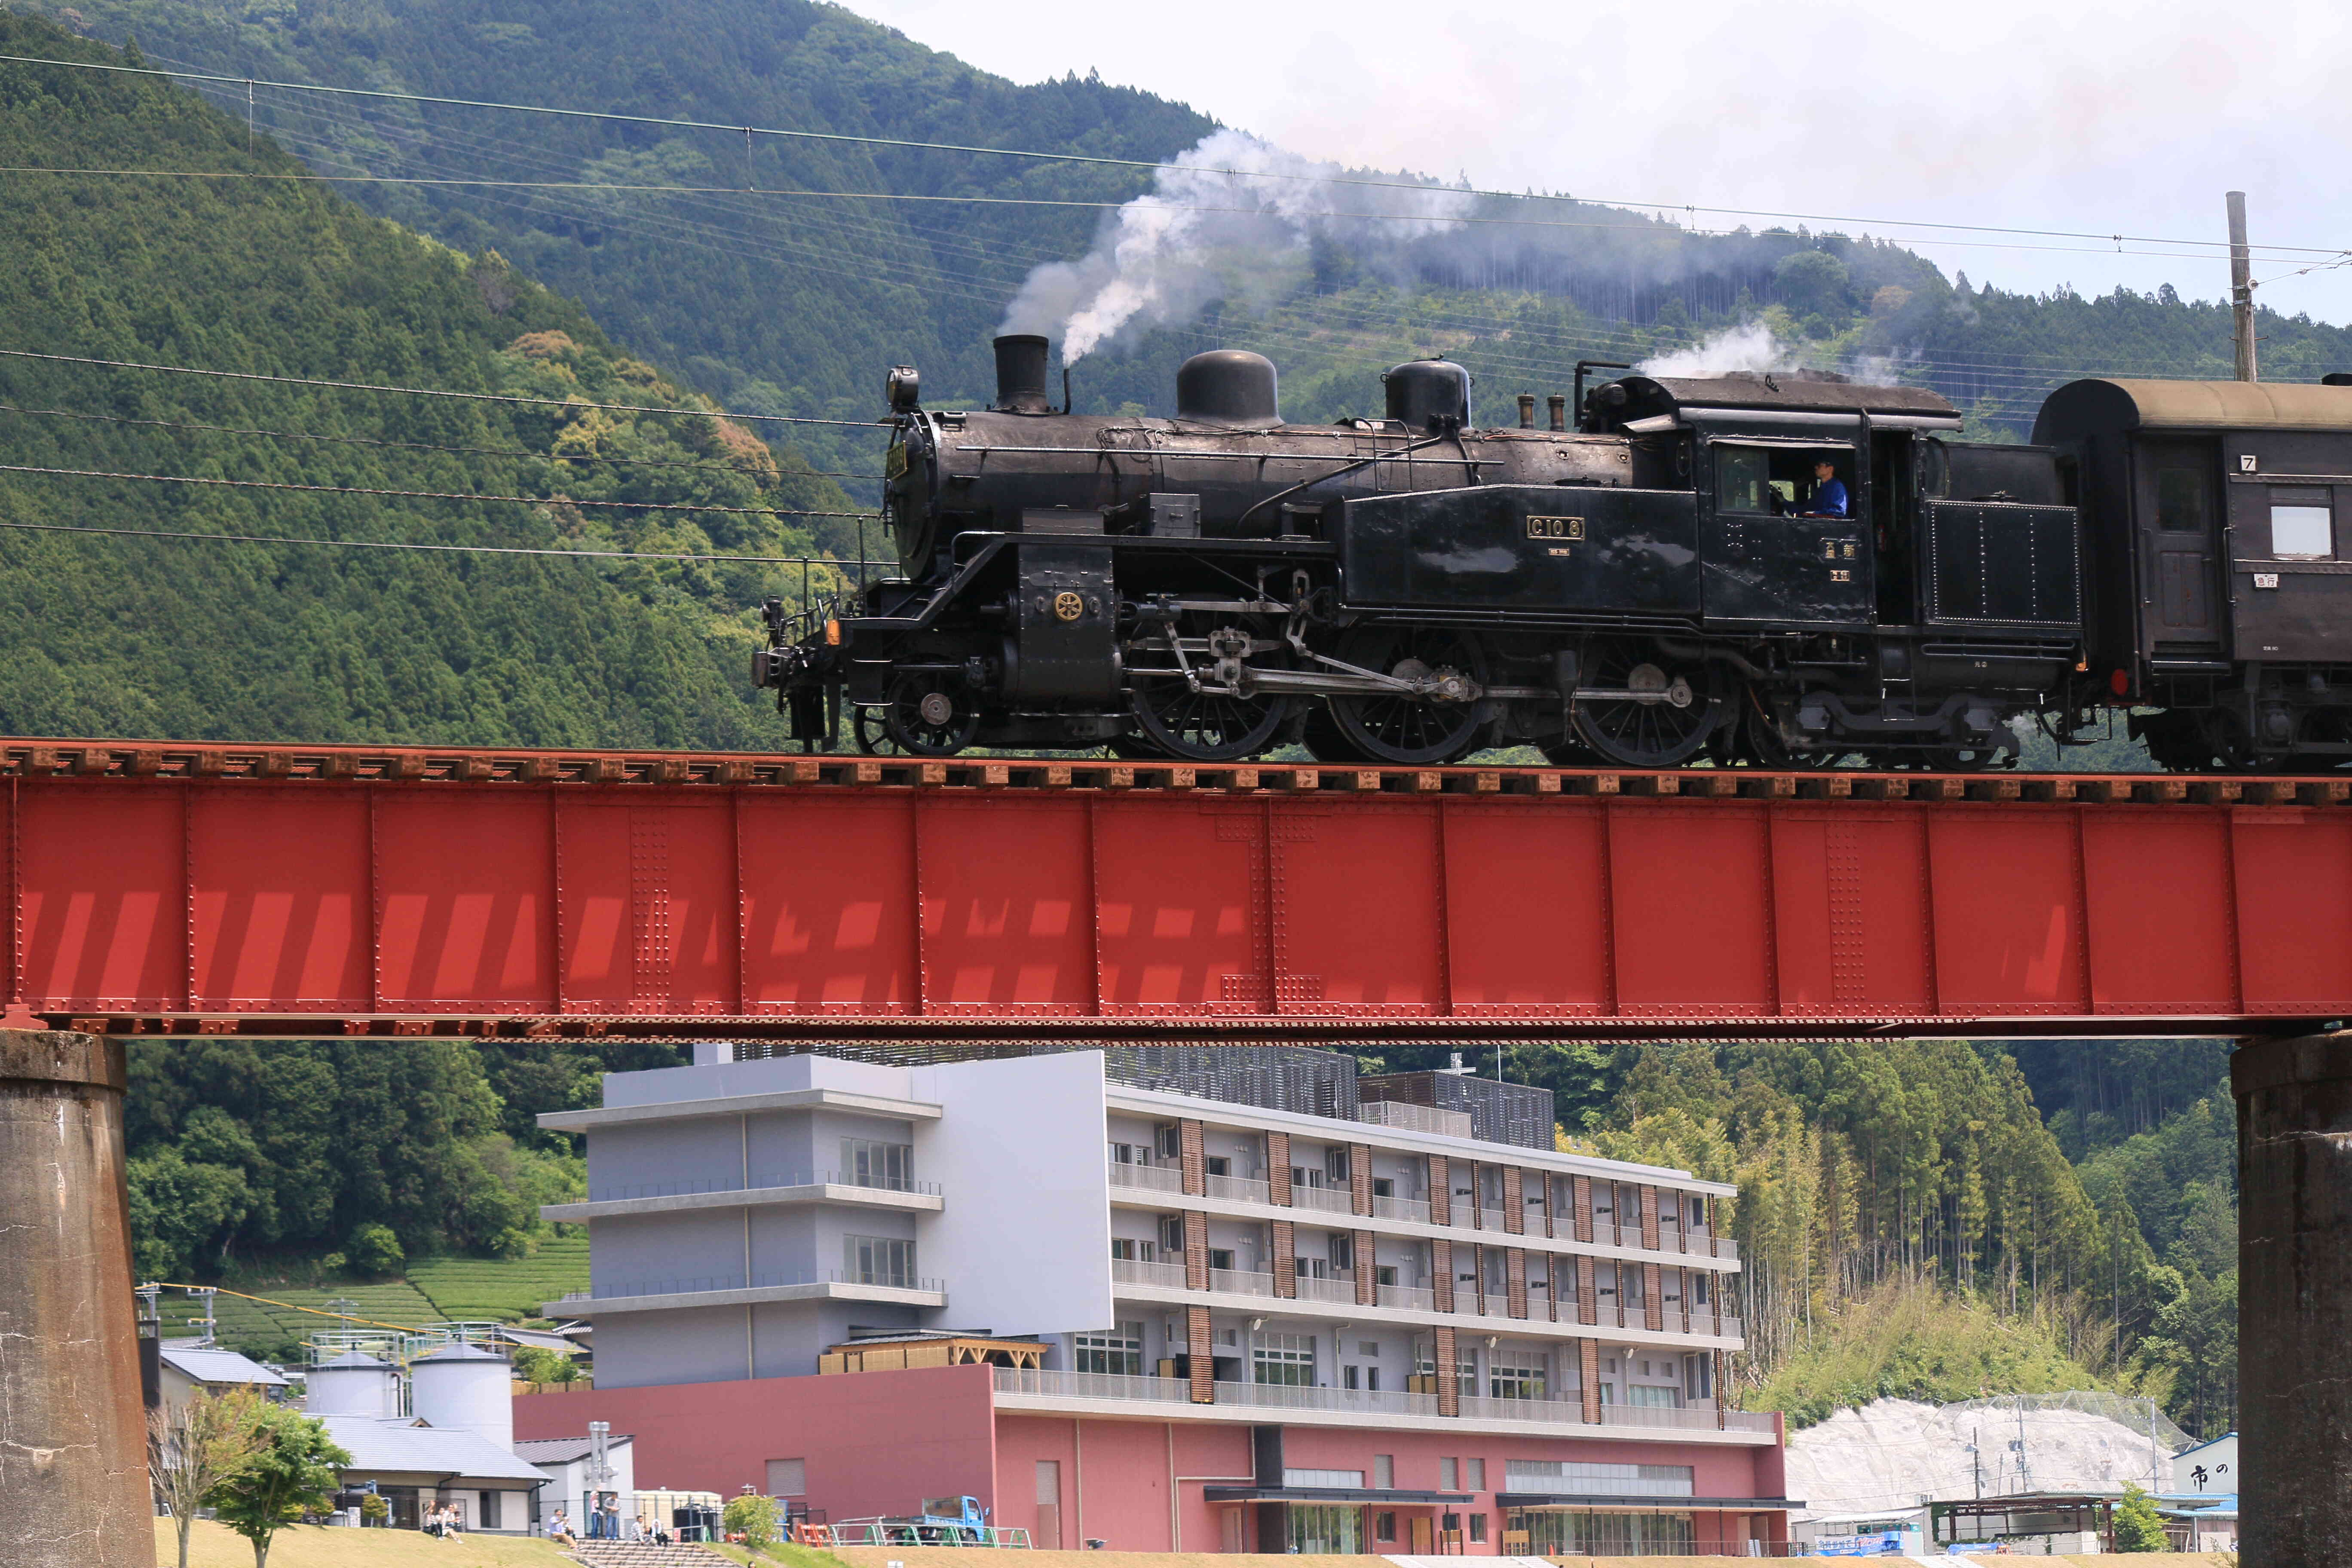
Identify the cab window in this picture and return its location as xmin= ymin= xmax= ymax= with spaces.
xmin=1713 ymin=444 xmax=1850 ymax=514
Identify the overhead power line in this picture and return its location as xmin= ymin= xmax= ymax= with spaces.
xmin=0 ymin=401 xmax=883 ymax=480
xmin=0 ymin=345 xmax=884 ymax=430
xmin=0 ymin=459 xmax=878 ymax=519
xmin=0 ymin=162 xmax=2326 ymax=266
xmin=0 ymin=514 xmax=884 ymax=568
xmin=4 ymin=48 xmax=2346 ymax=261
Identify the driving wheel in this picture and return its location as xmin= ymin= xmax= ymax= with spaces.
xmin=1127 ymin=621 xmax=1296 ymax=761
xmin=1327 ymin=625 xmax=1490 ymax=765
xmin=1570 ymin=637 xmax=1718 ymax=768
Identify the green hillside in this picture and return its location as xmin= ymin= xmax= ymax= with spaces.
xmin=0 ymin=16 xmax=859 ymax=746
xmin=15 ymin=0 xmax=2352 ymax=447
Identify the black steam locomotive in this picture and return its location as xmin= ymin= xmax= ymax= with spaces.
xmin=753 ymin=333 xmax=2352 ymax=769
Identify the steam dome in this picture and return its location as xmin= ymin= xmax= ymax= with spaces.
xmin=1384 ymin=358 xmax=1473 ymax=432
xmin=1175 ymin=350 xmax=1280 ymax=426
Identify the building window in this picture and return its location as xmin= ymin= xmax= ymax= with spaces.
xmin=1623 ymin=1268 xmax=1647 ymax=1308
xmin=1159 ymin=1215 xmax=1185 ymax=1253
xmin=840 ymin=1139 xmax=913 ymax=1190
xmin=1367 ymin=1367 xmax=1381 ymax=1391
xmin=1286 ymin=1504 xmax=1362 ymax=1554
xmin=1343 ymin=1365 xmax=1359 ymax=1390
xmin=1483 ymin=1250 xmax=1506 ymax=1292
xmin=1490 ymin=1360 xmax=1547 ymax=1401
xmin=1072 ymin=1323 xmax=1143 ymax=1375
xmin=1283 ymin=1469 xmax=1364 ymax=1489
xmin=1325 ymin=1147 xmax=1351 ymax=1183
xmin=1373 ymin=1455 xmax=1394 ymax=1489
xmin=478 ymin=1491 xmax=501 ymax=1531
xmin=1465 ymin=1457 xmax=1485 ymax=1491
xmin=1468 ymin=1513 xmax=1488 ymax=1543
xmin=1692 ymin=1272 xmax=1710 ymax=1307
xmin=1329 ymin=1235 xmax=1354 ymax=1272
xmin=1108 ymin=1238 xmax=1155 ymax=1262
xmin=1458 ymin=1357 xmax=1479 ymax=1398
xmin=1252 ymin=1333 xmax=1315 ymax=1386
xmin=1683 ymin=1355 xmax=1714 ymax=1401
xmin=1440 ymin=1458 xmax=1458 ymax=1491
xmin=1108 ymin=1142 xmax=1144 ymax=1166
xmin=1372 ymin=1176 xmax=1395 ymax=1198
xmin=1505 ymin=1460 xmax=1694 ymax=1498
xmin=1208 ymin=1248 xmax=1234 ymax=1271
xmin=842 ymin=1234 xmax=915 ymax=1287
xmin=1520 ymin=1510 xmax=1695 ymax=1555
xmin=1206 ymin=1155 xmax=1231 ymax=1178
xmin=1375 ymin=1511 xmax=1397 ymax=1544
xmin=1628 ymin=1383 xmax=1681 ymax=1409
xmin=2272 ymin=489 xmax=2335 ymax=558
xmin=1156 ymin=1124 xmax=1181 ymax=1160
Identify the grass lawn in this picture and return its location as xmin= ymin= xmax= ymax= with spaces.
xmin=154 ymin=1517 xmax=570 ymax=1566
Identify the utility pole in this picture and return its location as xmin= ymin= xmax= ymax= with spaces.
xmin=2228 ymin=191 xmax=2258 ymax=383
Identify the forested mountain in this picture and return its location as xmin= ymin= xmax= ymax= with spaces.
xmin=0 ymin=15 xmax=857 ymax=744
xmin=15 ymin=0 xmax=2352 ymax=453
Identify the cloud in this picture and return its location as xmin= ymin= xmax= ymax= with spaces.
xmin=850 ymin=0 xmax=2352 ymax=320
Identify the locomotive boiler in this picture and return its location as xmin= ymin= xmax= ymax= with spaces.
xmin=755 ymin=332 xmax=2352 ymax=771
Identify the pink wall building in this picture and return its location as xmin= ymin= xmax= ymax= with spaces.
xmin=526 ymin=1046 xmax=1794 ymax=1555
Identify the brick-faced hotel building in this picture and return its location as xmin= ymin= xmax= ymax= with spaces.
xmin=515 ymin=1045 xmax=1793 ymax=1556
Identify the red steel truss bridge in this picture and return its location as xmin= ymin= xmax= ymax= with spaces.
xmin=6 ymin=735 xmax=2347 ymax=1043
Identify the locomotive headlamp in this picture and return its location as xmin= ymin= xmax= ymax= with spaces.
xmin=885 ymin=364 xmax=921 ymax=411
xmin=824 ymin=619 xmax=842 ymax=646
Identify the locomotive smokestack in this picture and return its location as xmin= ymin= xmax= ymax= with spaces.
xmin=1547 ymin=394 xmax=1567 ymax=432
xmin=992 ymin=334 xmax=1053 ymax=414
xmin=1517 ymin=394 xmax=1535 ymax=429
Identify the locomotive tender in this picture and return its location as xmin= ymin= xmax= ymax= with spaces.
xmin=754 ymin=332 xmax=2352 ymax=770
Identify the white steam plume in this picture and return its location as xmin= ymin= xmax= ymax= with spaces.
xmin=999 ymin=129 xmax=1475 ymax=363
xmin=1636 ymin=320 xmax=1797 ymax=378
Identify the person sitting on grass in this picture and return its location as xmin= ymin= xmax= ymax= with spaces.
xmin=548 ymin=1507 xmax=578 ymax=1548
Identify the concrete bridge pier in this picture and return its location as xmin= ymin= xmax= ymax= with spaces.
xmin=2236 ymin=1032 xmax=2352 ymax=1566
xmin=0 ymin=1029 xmax=152 ymax=1568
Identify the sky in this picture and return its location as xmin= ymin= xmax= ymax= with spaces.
xmin=842 ymin=0 xmax=2352 ymax=322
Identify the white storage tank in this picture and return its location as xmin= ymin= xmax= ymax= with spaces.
xmin=305 ymin=1350 xmax=401 ymax=1418
xmin=408 ymin=1340 xmax=513 ymax=1450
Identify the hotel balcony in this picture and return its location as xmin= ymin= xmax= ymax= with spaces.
xmin=542 ymin=1170 xmax=943 ymax=1224
xmin=547 ymin=1268 xmax=947 ymax=1316
xmin=1107 ymin=1161 xmax=1740 ymax=1273
xmin=989 ymin=1369 xmax=1777 ymax=1442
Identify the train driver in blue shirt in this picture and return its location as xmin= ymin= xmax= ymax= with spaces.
xmin=1796 ymin=458 xmax=1849 ymax=517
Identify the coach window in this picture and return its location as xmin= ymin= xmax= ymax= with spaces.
xmin=2270 ymin=487 xmax=2334 ymax=559
xmin=2156 ymin=468 xmax=2208 ymax=530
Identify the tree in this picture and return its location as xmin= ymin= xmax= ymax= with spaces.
xmin=150 ymin=1390 xmax=269 ymax=1568
xmin=2111 ymin=1482 xmax=2170 ymax=1552
xmin=345 ymin=1223 xmax=404 ymax=1279
xmin=724 ymin=1493 xmax=781 ymax=1550
xmin=204 ymin=1403 xmax=352 ymax=1568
